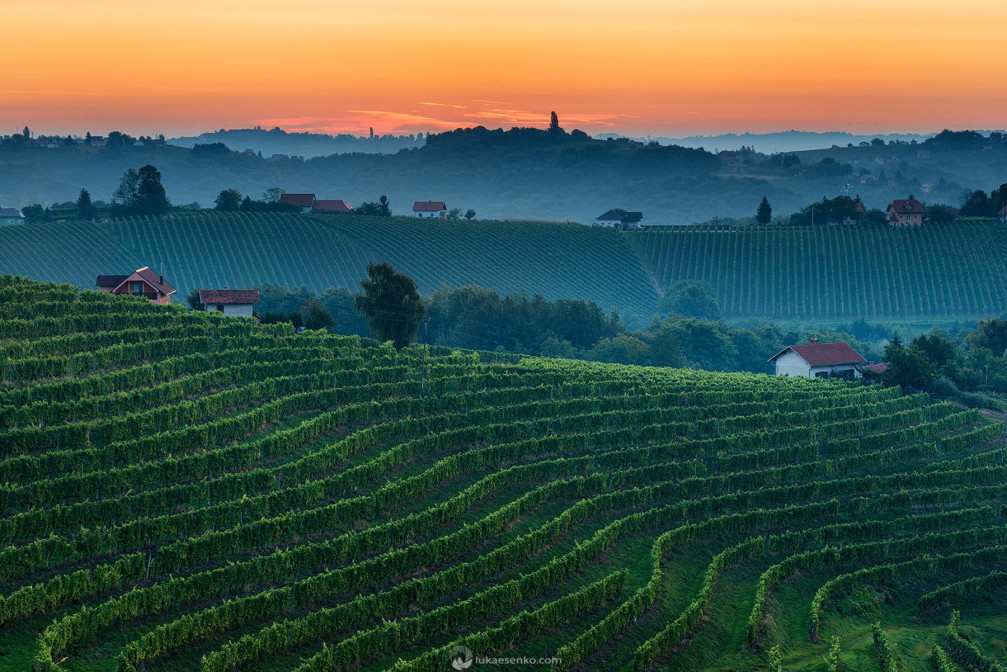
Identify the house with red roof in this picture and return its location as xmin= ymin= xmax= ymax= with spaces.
xmin=198 ymin=289 xmax=260 ymax=317
xmin=413 ymin=201 xmax=447 ymax=218
xmin=278 ymin=193 xmax=316 ymax=212
xmin=95 ymin=267 xmax=176 ymax=305
xmin=999 ymin=204 xmax=1007 ymax=223
xmin=311 ymin=199 xmax=353 ymax=213
xmin=767 ymin=338 xmax=867 ymax=379
xmin=885 ymin=196 xmax=925 ymax=226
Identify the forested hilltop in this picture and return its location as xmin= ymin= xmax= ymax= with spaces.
xmin=5 ymin=212 xmax=1007 ymax=324
xmin=1 ymin=275 xmax=1005 ymax=672
xmin=2 ymin=125 xmax=1005 ymax=222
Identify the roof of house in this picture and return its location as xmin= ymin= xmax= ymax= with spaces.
xmin=311 ymin=199 xmax=353 ymax=213
xmin=768 ymin=342 xmax=868 ymax=366
xmin=861 ymin=362 xmax=889 ymax=374
xmin=278 ymin=193 xmax=316 ymax=207
xmin=0 ymin=208 xmax=23 ymax=218
xmin=886 ymin=197 xmax=925 ymax=215
xmin=413 ymin=201 xmax=446 ymax=212
xmin=198 ymin=289 xmax=260 ymax=305
xmin=131 ymin=267 xmax=177 ymax=295
xmin=597 ymin=210 xmax=643 ymax=223
xmin=95 ymin=274 xmax=129 ymax=288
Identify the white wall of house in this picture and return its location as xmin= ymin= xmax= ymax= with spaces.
xmin=205 ymin=303 xmax=255 ymax=317
xmin=414 ymin=211 xmax=444 ymax=218
xmin=773 ymin=350 xmax=811 ymax=377
xmin=595 ymin=219 xmax=620 ymax=227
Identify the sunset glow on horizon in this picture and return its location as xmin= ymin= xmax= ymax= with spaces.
xmin=3 ymin=0 xmax=1006 ymax=137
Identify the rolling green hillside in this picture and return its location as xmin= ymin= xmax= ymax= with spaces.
xmin=7 ymin=214 xmax=1007 ymax=323
xmin=2 ymin=277 xmax=1006 ymax=672
xmin=628 ymin=221 xmax=1007 ymax=322
xmin=0 ymin=213 xmax=659 ymax=318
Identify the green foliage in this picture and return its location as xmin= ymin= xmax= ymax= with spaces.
xmin=659 ymin=279 xmax=723 ymax=320
xmin=355 ymin=262 xmax=425 ymax=348
xmin=76 ymin=188 xmax=96 ymax=219
xmin=300 ymin=299 xmax=334 ymax=331
xmin=185 ymin=288 xmax=202 ymax=311
xmin=214 ymin=188 xmax=243 ymax=211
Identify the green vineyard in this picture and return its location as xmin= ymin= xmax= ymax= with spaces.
xmin=5 ymin=213 xmax=1007 ymax=323
xmin=5 ymin=276 xmax=1007 ymax=671
xmin=0 ymin=213 xmax=659 ymax=319
xmin=628 ymin=222 xmax=1007 ymax=321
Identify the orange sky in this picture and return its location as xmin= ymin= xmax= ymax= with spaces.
xmin=3 ymin=0 xmax=1006 ymax=137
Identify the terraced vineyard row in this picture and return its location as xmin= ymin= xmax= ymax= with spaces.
xmin=628 ymin=222 xmax=1007 ymax=320
xmin=3 ymin=275 xmax=1007 ymax=671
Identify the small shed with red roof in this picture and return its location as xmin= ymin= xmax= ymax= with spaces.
xmin=198 ymin=289 xmax=260 ymax=317
xmin=412 ymin=201 xmax=447 ymax=218
xmin=767 ymin=338 xmax=867 ymax=379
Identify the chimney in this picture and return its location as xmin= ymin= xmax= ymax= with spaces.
xmin=809 ymin=337 xmax=819 ymax=345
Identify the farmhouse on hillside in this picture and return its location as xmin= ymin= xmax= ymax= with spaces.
xmin=885 ymin=196 xmax=925 ymax=226
xmin=311 ymin=199 xmax=354 ymax=213
xmin=278 ymin=193 xmax=316 ymax=212
xmin=198 ymin=289 xmax=260 ymax=317
xmin=767 ymin=338 xmax=867 ymax=379
xmin=594 ymin=209 xmax=643 ymax=230
xmin=95 ymin=267 xmax=176 ymax=305
xmin=412 ymin=201 xmax=447 ymax=218
xmin=0 ymin=208 xmax=24 ymax=225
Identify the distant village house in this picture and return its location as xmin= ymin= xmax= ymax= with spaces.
xmin=0 ymin=208 xmax=24 ymax=225
xmin=594 ymin=209 xmax=643 ymax=230
xmin=198 ymin=289 xmax=260 ymax=317
xmin=768 ymin=339 xmax=867 ymax=379
xmin=885 ymin=196 xmax=925 ymax=226
xmin=95 ymin=267 xmax=176 ymax=305
xmin=413 ymin=201 xmax=447 ymax=218
xmin=999 ymin=205 xmax=1007 ymax=223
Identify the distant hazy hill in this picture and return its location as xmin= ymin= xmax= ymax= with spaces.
xmin=600 ymin=130 xmax=939 ymax=154
xmin=2 ymin=126 xmax=1005 ymax=224
xmin=169 ymin=127 xmax=424 ymax=158
xmin=4 ymin=212 xmax=1007 ymax=324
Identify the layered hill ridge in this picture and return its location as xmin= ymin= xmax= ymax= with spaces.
xmin=4 ymin=213 xmax=1007 ymax=322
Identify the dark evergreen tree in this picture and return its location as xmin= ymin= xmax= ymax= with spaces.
xmin=76 ymin=188 xmax=96 ymax=219
xmin=756 ymin=197 xmax=772 ymax=224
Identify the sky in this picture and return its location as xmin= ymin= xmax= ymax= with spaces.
xmin=3 ymin=0 xmax=1006 ymax=138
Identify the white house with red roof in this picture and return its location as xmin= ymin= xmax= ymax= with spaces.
xmin=413 ymin=201 xmax=447 ymax=218
xmin=198 ymin=289 xmax=260 ymax=317
xmin=767 ymin=338 xmax=867 ymax=379
xmin=885 ymin=196 xmax=925 ymax=226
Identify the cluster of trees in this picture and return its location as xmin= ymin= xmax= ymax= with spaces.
xmin=245 ymin=272 xmax=887 ymax=374
xmin=881 ymin=318 xmax=1007 ymax=407
xmin=959 ymin=182 xmax=1007 ymax=218
xmin=213 ymin=188 xmax=300 ymax=213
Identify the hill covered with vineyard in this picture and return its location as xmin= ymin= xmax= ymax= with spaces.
xmin=0 ymin=213 xmax=660 ymax=320
xmin=2 ymin=276 xmax=1007 ymax=671
xmin=6 ymin=213 xmax=1007 ymax=324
